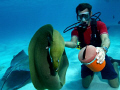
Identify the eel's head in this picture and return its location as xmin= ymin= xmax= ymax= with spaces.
xmin=49 ymin=29 xmax=65 ymax=75
xmin=50 ymin=53 xmax=62 ymax=72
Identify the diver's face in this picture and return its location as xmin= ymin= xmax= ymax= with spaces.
xmin=78 ymin=8 xmax=91 ymax=26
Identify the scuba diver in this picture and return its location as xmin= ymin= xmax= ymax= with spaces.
xmin=64 ymin=3 xmax=119 ymax=88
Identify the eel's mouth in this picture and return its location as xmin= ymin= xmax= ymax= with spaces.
xmin=47 ymin=50 xmax=58 ymax=76
xmin=46 ymin=37 xmax=59 ymax=76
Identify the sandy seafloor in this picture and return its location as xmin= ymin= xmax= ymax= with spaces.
xmin=0 ymin=25 xmax=120 ymax=90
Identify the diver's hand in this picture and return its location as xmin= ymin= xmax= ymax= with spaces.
xmin=96 ymin=47 xmax=106 ymax=64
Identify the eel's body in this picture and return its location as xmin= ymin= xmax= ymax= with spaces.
xmin=28 ymin=24 xmax=69 ymax=90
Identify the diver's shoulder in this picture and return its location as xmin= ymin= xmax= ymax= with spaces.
xmin=97 ymin=21 xmax=106 ymax=26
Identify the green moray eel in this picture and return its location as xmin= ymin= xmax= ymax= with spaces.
xmin=50 ymin=29 xmax=65 ymax=72
xmin=28 ymin=24 xmax=69 ymax=90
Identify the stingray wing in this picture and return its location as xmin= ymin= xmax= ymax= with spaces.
xmin=0 ymin=50 xmax=30 ymax=90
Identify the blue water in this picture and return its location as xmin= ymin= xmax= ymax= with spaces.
xmin=0 ymin=0 xmax=120 ymax=39
xmin=0 ymin=0 xmax=120 ymax=90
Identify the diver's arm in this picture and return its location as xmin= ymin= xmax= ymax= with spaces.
xmin=100 ymin=34 xmax=110 ymax=52
xmin=95 ymin=33 xmax=110 ymax=64
xmin=65 ymin=36 xmax=78 ymax=48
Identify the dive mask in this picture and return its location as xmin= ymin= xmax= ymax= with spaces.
xmin=63 ymin=12 xmax=101 ymax=33
xmin=77 ymin=12 xmax=90 ymax=21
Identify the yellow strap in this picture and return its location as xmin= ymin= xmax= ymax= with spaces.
xmin=76 ymin=42 xmax=81 ymax=50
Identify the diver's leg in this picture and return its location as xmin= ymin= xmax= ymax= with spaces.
xmin=101 ymin=55 xmax=119 ymax=88
xmin=108 ymin=62 xmax=119 ymax=88
xmin=81 ymin=64 xmax=94 ymax=88
xmin=82 ymin=74 xmax=94 ymax=88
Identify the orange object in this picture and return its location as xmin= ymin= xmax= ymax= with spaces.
xmin=78 ymin=45 xmax=106 ymax=72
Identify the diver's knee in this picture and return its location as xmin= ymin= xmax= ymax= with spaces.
xmin=82 ymin=84 xmax=90 ymax=88
xmin=82 ymin=75 xmax=93 ymax=88
xmin=108 ymin=78 xmax=119 ymax=88
xmin=109 ymin=82 xmax=119 ymax=88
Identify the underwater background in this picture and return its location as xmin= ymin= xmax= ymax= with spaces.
xmin=0 ymin=0 xmax=120 ymax=90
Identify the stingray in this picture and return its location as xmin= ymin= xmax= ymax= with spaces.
xmin=0 ymin=50 xmax=31 ymax=90
xmin=28 ymin=24 xmax=69 ymax=90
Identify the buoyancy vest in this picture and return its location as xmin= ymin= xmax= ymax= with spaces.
xmin=77 ymin=18 xmax=102 ymax=49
